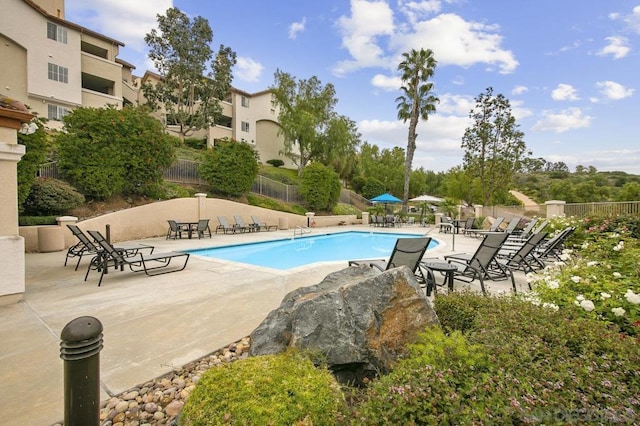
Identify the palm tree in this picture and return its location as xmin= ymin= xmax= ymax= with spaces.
xmin=396 ymin=48 xmax=439 ymax=212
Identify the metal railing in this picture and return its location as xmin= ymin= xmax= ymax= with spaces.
xmin=564 ymin=201 xmax=640 ymax=218
xmin=250 ymin=175 xmax=303 ymax=204
xmin=162 ymin=159 xmax=207 ymax=185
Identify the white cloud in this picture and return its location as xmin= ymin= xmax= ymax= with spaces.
xmin=597 ymin=36 xmax=630 ymax=59
xmin=510 ymin=100 xmax=533 ymax=121
xmin=334 ymin=0 xmax=395 ymax=75
xmin=551 ymin=84 xmax=580 ymax=101
xmin=289 ymin=17 xmax=306 ymax=40
xmin=512 ymin=85 xmax=528 ymax=95
xmin=437 ymin=93 xmax=474 ymax=115
xmin=532 ymin=108 xmax=592 ymax=133
xmin=595 ymin=81 xmax=635 ymax=100
xmin=624 ymin=6 xmax=640 ymax=34
xmin=334 ymin=1 xmax=518 ymax=76
xmin=393 ymin=13 xmax=518 ymax=74
xmin=66 ymin=0 xmax=171 ymax=52
xmin=371 ymin=74 xmax=402 ymax=91
xmin=234 ymin=57 xmax=264 ymax=83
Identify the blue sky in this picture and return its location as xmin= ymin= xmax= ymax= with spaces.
xmin=66 ymin=0 xmax=640 ymax=174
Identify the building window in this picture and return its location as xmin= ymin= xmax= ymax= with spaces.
xmin=241 ymin=96 xmax=249 ymax=107
xmin=48 ymin=63 xmax=68 ymax=83
xmin=47 ymin=22 xmax=67 ymax=44
xmin=47 ymin=104 xmax=69 ymax=121
xmin=241 ymin=121 xmax=250 ymax=132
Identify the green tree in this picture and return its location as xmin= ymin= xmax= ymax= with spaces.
xmin=299 ymin=163 xmax=341 ymax=211
xmin=199 ymin=139 xmax=259 ymax=196
xmin=315 ymin=115 xmax=361 ymax=181
xmin=57 ymin=106 xmax=175 ymax=199
xmin=462 ymin=87 xmax=529 ymax=206
xmin=616 ymin=182 xmax=640 ymax=201
xmin=270 ymin=69 xmax=340 ymax=175
xmin=17 ymin=118 xmax=48 ymax=213
xmin=357 ymin=143 xmax=405 ymax=196
xmin=396 ymin=48 xmax=439 ymax=211
xmin=442 ymin=166 xmax=482 ymax=205
xmin=143 ymin=7 xmax=236 ymax=141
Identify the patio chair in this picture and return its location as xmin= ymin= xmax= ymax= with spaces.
xmin=216 ymin=216 xmax=245 ymax=234
xmin=530 ymin=227 xmax=576 ymax=266
xmin=348 ymin=237 xmax=432 ymax=284
xmin=235 ymin=215 xmax=259 ymax=232
xmin=502 ymin=216 xmax=522 ymax=235
xmin=439 ymin=216 xmax=455 ymax=233
xmin=251 ymin=215 xmax=278 ymax=231
xmin=467 ymin=216 xmax=505 ymax=237
xmin=166 ymin=220 xmax=184 ymax=240
xmin=65 ymin=224 xmax=153 ymax=271
xmin=426 ymin=232 xmax=514 ymax=294
xmin=461 ymin=217 xmax=477 ymax=236
xmin=85 ymin=230 xmax=189 ymax=286
xmin=196 ymin=219 xmax=212 ymax=239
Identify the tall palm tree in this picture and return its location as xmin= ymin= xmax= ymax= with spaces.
xmin=396 ymin=48 xmax=439 ymax=212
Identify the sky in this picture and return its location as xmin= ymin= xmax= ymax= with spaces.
xmin=65 ymin=0 xmax=640 ymax=174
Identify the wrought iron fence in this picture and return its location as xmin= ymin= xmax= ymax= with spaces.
xmin=250 ymin=175 xmax=303 ymax=204
xmin=37 ymin=162 xmax=59 ymax=179
xmin=162 ymin=159 xmax=207 ymax=185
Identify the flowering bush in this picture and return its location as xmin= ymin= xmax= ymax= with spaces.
xmin=528 ymin=215 xmax=640 ymax=336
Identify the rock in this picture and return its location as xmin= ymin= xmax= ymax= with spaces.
xmin=249 ymin=265 xmax=440 ymax=384
xmin=165 ymin=400 xmax=184 ymax=417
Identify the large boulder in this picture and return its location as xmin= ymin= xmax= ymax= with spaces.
xmin=249 ymin=264 xmax=440 ymax=384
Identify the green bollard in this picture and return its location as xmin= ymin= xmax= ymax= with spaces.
xmin=60 ymin=316 xmax=103 ymax=426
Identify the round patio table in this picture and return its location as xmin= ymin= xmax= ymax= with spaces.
xmin=421 ymin=261 xmax=457 ymax=296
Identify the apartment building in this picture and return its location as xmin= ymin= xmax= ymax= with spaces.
xmin=139 ymin=71 xmax=296 ymax=169
xmin=2 ymin=0 xmax=295 ymax=167
xmin=0 ymin=0 xmax=136 ymax=129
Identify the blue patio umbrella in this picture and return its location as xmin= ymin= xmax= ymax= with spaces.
xmin=370 ymin=193 xmax=403 ymax=213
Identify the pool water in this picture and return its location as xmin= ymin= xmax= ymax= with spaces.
xmin=187 ymin=231 xmax=438 ymax=270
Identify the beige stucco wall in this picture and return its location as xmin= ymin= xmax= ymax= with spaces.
xmin=0 ymin=34 xmax=28 ymax=104
xmin=19 ymin=197 xmax=359 ymax=252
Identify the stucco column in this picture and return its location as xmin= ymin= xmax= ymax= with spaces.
xmin=195 ymin=193 xmax=207 ymax=220
xmin=474 ymin=204 xmax=483 ymax=218
xmin=545 ymin=200 xmax=566 ymax=218
xmin=0 ymin=107 xmax=32 ymax=305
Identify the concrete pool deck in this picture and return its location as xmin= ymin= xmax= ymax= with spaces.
xmin=0 ymin=225 xmax=529 ymax=425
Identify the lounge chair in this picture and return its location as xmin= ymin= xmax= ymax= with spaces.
xmin=530 ymin=226 xmax=576 ymax=266
xmin=502 ymin=216 xmax=522 ymax=235
xmin=235 ymin=215 xmax=259 ymax=232
xmin=468 ymin=216 xmax=505 ymax=237
xmin=196 ymin=219 xmax=212 ymax=238
xmin=461 ymin=217 xmax=476 ymax=236
xmin=85 ymin=230 xmax=189 ymax=286
xmin=65 ymin=224 xmax=153 ymax=271
xmin=423 ymin=232 xmax=514 ymax=294
xmin=348 ymin=237 xmax=432 ymax=284
xmin=250 ymin=215 xmax=278 ymax=231
xmin=509 ymin=218 xmax=537 ymax=239
xmin=216 ymin=216 xmax=245 ymax=234
xmin=495 ymin=231 xmax=548 ymax=278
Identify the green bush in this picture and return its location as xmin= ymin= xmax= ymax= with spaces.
xmin=17 ymin=118 xmax=48 ymax=213
xmin=181 ymin=351 xmax=345 ymax=425
xmin=299 ymin=163 xmax=341 ymax=211
xmin=56 ymin=105 xmax=175 ymax=200
xmin=332 ymin=203 xmax=360 ymax=217
xmin=19 ymin=216 xmax=57 ymax=226
xmin=23 ymin=178 xmax=85 ymax=215
xmin=354 ymin=293 xmax=640 ymax=424
xmin=266 ymin=159 xmax=285 ymax=167
xmin=199 ymin=139 xmax=259 ymax=196
xmin=361 ymin=178 xmax=385 ymax=200
xmin=246 ymin=193 xmax=307 ymax=215
xmin=184 ymin=137 xmax=207 ymax=150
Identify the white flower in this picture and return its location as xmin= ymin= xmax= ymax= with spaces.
xmin=559 ymin=253 xmax=571 ymax=261
xmin=571 ymin=276 xmax=582 ymax=283
xmin=613 ymin=241 xmax=624 ymax=252
xmin=612 ymin=307 xmax=626 ymax=317
xmin=625 ymin=289 xmax=640 ymax=305
xmin=582 ymin=242 xmax=590 ymax=249
xmin=600 ymin=292 xmax=611 ymax=300
xmin=580 ymin=300 xmax=595 ymax=312
xmin=547 ymin=280 xmax=560 ymax=289
xmin=576 ymin=294 xmax=585 ymax=301
xmin=542 ymin=302 xmax=559 ymax=311
xmin=613 ymin=272 xmax=622 ymax=278
xmin=586 ymin=261 xmax=598 ymax=267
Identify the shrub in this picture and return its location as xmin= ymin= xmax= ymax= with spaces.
xmin=23 ymin=178 xmax=85 ymax=215
xmin=266 ymin=159 xmax=285 ymax=167
xmin=199 ymin=139 xmax=259 ymax=197
xmin=361 ymin=178 xmax=385 ymax=200
xmin=355 ymin=293 xmax=640 ymax=424
xmin=332 ymin=203 xmax=360 ymax=217
xmin=181 ymin=351 xmax=345 ymax=425
xmin=299 ymin=163 xmax=341 ymax=211
xmin=19 ymin=216 xmax=57 ymax=226
xmin=17 ymin=118 xmax=48 ymax=213
xmin=56 ymin=105 xmax=175 ymax=200
xmin=184 ymin=137 xmax=207 ymax=150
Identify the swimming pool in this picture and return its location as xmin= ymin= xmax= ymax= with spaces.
xmin=187 ymin=231 xmax=438 ymax=270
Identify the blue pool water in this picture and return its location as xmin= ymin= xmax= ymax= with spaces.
xmin=187 ymin=231 xmax=438 ymax=270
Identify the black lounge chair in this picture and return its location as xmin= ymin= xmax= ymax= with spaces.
xmin=423 ymin=232 xmax=514 ymax=295
xmin=495 ymin=231 xmax=548 ymax=279
xmin=348 ymin=237 xmax=432 ymax=284
xmin=65 ymin=224 xmax=153 ymax=271
xmin=85 ymin=230 xmax=189 ymax=286
xmin=467 ymin=216 xmax=505 ymax=238
xmin=530 ymin=226 xmax=575 ymax=266
xmin=461 ymin=217 xmax=477 ymax=236
xmin=251 ymin=215 xmax=278 ymax=231
xmin=216 ymin=216 xmax=245 ymax=234
xmin=439 ymin=216 xmax=455 ymax=233
xmin=234 ymin=215 xmax=259 ymax=232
